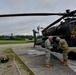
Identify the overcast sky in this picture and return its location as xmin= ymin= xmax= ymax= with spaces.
xmin=0 ymin=0 xmax=76 ymax=35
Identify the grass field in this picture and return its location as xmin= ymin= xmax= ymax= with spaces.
xmin=0 ymin=48 xmax=35 ymax=75
xmin=0 ymin=40 xmax=33 ymax=44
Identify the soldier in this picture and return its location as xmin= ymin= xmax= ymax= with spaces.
xmin=54 ymin=37 xmax=68 ymax=66
xmin=45 ymin=36 xmax=53 ymax=68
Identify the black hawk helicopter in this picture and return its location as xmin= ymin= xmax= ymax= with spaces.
xmin=0 ymin=9 xmax=76 ymax=60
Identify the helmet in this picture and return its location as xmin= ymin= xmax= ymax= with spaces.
xmin=52 ymin=36 xmax=60 ymax=42
xmin=55 ymin=37 xmax=60 ymax=42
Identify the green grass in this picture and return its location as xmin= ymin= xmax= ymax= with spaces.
xmin=3 ymin=48 xmax=35 ymax=75
xmin=0 ymin=40 xmax=33 ymax=44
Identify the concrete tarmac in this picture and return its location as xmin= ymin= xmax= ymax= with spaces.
xmin=11 ymin=43 xmax=76 ymax=75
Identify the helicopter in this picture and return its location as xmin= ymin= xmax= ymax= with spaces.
xmin=0 ymin=9 xmax=76 ymax=47
xmin=0 ymin=9 xmax=76 ymax=60
xmin=32 ymin=9 xmax=76 ymax=60
xmin=32 ymin=9 xmax=76 ymax=48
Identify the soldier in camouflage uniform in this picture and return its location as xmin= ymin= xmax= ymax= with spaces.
xmin=55 ymin=37 xmax=68 ymax=66
xmin=45 ymin=36 xmax=53 ymax=68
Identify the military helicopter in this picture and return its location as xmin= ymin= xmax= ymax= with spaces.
xmin=42 ymin=10 xmax=76 ymax=47
xmin=0 ymin=9 xmax=76 ymax=60
xmin=0 ymin=9 xmax=76 ymax=46
xmin=0 ymin=9 xmax=76 ymax=47
xmin=32 ymin=9 xmax=76 ymax=47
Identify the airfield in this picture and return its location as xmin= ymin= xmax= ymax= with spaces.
xmin=0 ymin=43 xmax=76 ymax=75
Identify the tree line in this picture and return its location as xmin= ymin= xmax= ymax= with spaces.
xmin=0 ymin=35 xmax=42 ymax=41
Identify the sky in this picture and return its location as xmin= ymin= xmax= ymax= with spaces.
xmin=0 ymin=0 xmax=76 ymax=35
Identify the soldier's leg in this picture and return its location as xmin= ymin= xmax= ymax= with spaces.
xmin=45 ymin=50 xmax=53 ymax=68
xmin=45 ymin=50 xmax=50 ymax=64
xmin=62 ymin=48 xmax=68 ymax=66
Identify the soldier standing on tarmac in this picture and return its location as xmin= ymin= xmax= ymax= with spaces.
xmin=45 ymin=36 xmax=53 ymax=68
xmin=53 ymin=37 xmax=68 ymax=66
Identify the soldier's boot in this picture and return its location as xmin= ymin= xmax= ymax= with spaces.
xmin=46 ymin=64 xmax=53 ymax=68
xmin=63 ymin=60 xmax=68 ymax=66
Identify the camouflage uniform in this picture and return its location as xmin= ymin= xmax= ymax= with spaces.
xmin=59 ymin=39 xmax=68 ymax=63
xmin=45 ymin=39 xmax=52 ymax=64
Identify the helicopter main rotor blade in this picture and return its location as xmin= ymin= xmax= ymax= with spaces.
xmin=0 ymin=10 xmax=75 ymax=17
xmin=0 ymin=13 xmax=66 ymax=17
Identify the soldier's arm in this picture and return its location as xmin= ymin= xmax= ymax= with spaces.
xmin=45 ymin=40 xmax=52 ymax=50
xmin=58 ymin=40 xmax=62 ymax=49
